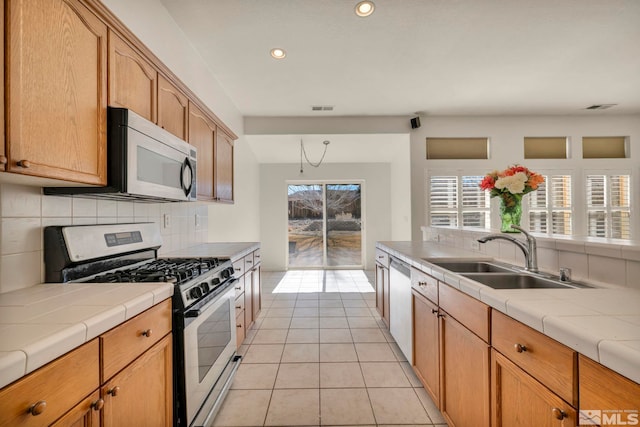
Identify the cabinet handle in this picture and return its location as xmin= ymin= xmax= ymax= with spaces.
xmin=377 ymin=255 xmax=384 ymax=259
xmin=236 ymin=305 xmax=242 ymax=309
xmin=514 ymin=343 xmax=527 ymax=353
xmin=437 ymin=313 xmax=445 ymax=318
xmin=246 ymin=260 xmax=253 ymax=264
xmin=236 ymin=324 xmax=242 ymax=328
xmin=16 ymin=160 xmax=31 ymax=168
xmin=91 ymin=398 xmax=105 ymax=411
xmin=0 ymin=156 xmax=7 ymax=165
xmin=141 ymin=329 xmax=153 ymax=338
xmin=235 ymin=287 xmax=242 ymax=290
xmin=431 ymin=308 xmax=438 ymax=315
xmin=551 ymin=407 xmax=566 ymax=420
xmin=107 ymin=386 xmax=120 ymax=397
xmin=28 ymin=400 xmax=47 ymax=416
xmin=235 ymin=268 xmax=242 ymax=272
xmin=419 ymin=281 xmax=427 ymax=287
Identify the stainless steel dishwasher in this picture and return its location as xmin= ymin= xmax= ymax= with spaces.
xmin=389 ymin=256 xmax=412 ymax=364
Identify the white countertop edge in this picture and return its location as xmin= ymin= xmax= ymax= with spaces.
xmin=377 ymin=241 xmax=640 ymax=384
xmin=0 ymin=351 xmax=26 ymax=390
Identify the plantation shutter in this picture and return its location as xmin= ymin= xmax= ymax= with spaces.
xmin=430 ymin=176 xmax=458 ymax=227
xmin=586 ymin=174 xmax=631 ymax=238
xmin=528 ymin=175 xmax=572 ymax=235
xmin=461 ymin=176 xmax=490 ymax=228
xmin=610 ymin=175 xmax=631 ymax=239
xmin=586 ymin=175 xmax=607 ymax=237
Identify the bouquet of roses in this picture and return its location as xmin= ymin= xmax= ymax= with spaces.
xmin=479 ymin=165 xmax=544 ymax=207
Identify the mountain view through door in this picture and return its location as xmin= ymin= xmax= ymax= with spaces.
xmin=287 ymin=183 xmax=362 ymax=268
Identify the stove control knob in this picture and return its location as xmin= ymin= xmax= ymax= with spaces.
xmin=221 ymin=269 xmax=230 ymax=279
xmin=189 ymin=287 xmax=202 ymax=300
xmin=227 ymin=266 xmax=235 ymax=276
xmin=200 ymin=282 xmax=210 ymax=294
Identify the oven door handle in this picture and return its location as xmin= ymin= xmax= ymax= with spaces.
xmin=184 ymin=278 xmax=237 ymax=318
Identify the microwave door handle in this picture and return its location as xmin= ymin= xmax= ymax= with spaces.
xmin=181 ymin=158 xmax=194 ymax=197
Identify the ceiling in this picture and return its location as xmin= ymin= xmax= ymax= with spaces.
xmin=160 ymin=0 xmax=640 ymax=117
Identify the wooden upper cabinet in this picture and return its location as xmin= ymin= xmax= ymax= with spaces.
xmin=215 ymin=130 xmax=234 ymax=203
xmin=0 ymin=0 xmax=5 ymax=172
xmin=158 ymin=74 xmax=188 ymax=140
xmin=108 ymin=30 xmax=157 ymax=122
xmin=188 ymin=102 xmax=216 ymax=200
xmin=5 ymin=0 xmax=107 ymax=184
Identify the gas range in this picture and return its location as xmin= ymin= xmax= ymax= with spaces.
xmin=44 ymin=223 xmax=241 ymax=427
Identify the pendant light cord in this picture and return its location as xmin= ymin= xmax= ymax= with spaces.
xmin=300 ymin=139 xmax=330 ymax=173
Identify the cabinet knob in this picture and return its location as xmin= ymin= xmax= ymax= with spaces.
xmin=16 ymin=159 xmax=31 ymax=168
xmin=246 ymin=260 xmax=253 ymax=264
xmin=551 ymin=407 xmax=566 ymax=420
xmin=418 ymin=281 xmax=427 ymax=287
xmin=28 ymin=400 xmax=47 ymax=416
xmin=236 ymin=324 xmax=242 ymax=328
xmin=236 ymin=305 xmax=242 ymax=309
xmin=141 ymin=329 xmax=153 ymax=338
xmin=0 ymin=156 xmax=7 ymax=165
xmin=431 ymin=308 xmax=438 ymax=315
xmin=514 ymin=343 xmax=527 ymax=353
xmin=107 ymin=386 xmax=121 ymax=397
xmin=235 ymin=287 xmax=242 ymax=290
xmin=235 ymin=268 xmax=241 ymax=272
xmin=91 ymin=398 xmax=105 ymax=411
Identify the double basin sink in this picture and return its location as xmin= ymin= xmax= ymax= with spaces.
xmin=429 ymin=261 xmax=592 ymax=290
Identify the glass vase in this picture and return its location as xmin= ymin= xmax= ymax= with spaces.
xmin=499 ymin=194 xmax=523 ymax=233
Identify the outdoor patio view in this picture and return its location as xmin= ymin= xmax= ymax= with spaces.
xmin=288 ymin=184 xmax=362 ymax=268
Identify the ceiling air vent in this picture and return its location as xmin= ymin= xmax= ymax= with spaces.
xmin=585 ymin=104 xmax=617 ymax=110
xmin=311 ymin=105 xmax=334 ymax=111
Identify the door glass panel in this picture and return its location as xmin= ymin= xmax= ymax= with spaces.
xmin=326 ymin=184 xmax=362 ymax=266
xmin=137 ymin=146 xmax=182 ymax=189
xmin=288 ymin=185 xmax=324 ymax=267
xmin=197 ymin=301 xmax=231 ymax=381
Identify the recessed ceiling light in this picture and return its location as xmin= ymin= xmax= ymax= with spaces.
xmin=270 ymin=48 xmax=286 ymax=59
xmin=355 ymin=1 xmax=375 ymax=17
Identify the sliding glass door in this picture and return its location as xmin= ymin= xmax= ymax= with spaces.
xmin=288 ymin=183 xmax=362 ymax=268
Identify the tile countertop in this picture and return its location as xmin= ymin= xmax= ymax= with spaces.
xmin=163 ymin=242 xmax=260 ymax=262
xmin=0 ymin=282 xmax=173 ymax=389
xmin=377 ymin=241 xmax=640 ymax=384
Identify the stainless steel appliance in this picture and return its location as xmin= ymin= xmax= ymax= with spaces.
xmin=44 ymin=223 xmax=240 ymax=427
xmin=44 ymin=107 xmax=197 ymax=202
xmin=389 ymin=256 xmax=412 ymax=364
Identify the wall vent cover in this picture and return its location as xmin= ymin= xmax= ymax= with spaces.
xmin=311 ymin=105 xmax=334 ymax=111
xmin=585 ymin=104 xmax=617 ymax=110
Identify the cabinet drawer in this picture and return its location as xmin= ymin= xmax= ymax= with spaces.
xmin=375 ymin=249 xmax=389 ymax=267
xmin=492 ymin=310 xmax=577 ymax=405
xmin=0 ymin=339 xmax=99 ymax=427
xmin=236 ymin=311 xmax=246 ymax=348
xmin=233 ymin=258 xmax=245 ymax=276
xmin=579 ymin=354 xmax=640 ymax=414
xmin=234 ymin=275 xmax=245 ymax=299
xmin=244 ymin=253 xmax=255 ymax=271
xmin=101 ymin=299 xmax=172 ymax=381
xmin=235 ymin=293 xmax=245 ymax=317
xmin=411 ymin=267 xmax=438 ymax=304
xmin=439 ymin=283 xmax=490 ymax=342
xmin=253 ymin=249 xmax=261 ymax=265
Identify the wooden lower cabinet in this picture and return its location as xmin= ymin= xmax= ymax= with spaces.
xmin=412 ymin=289 xmax=440 ymax=406
xmin=51 ymin=390 xmax=101 ymax=427
xmin=440 ymin=311 xmax=490 ymax=427
xmin=492 ymin=349 xmax=577 ymax=427
xmin=375 ymin=262 xmax=390 ymax=327
xmin=244 ymin=269 xmax=253 ymax=332
xmin=252 ymin=265 xmax=262 ymax=321
xmin=102 ymin=335 xmax=173 ymax=427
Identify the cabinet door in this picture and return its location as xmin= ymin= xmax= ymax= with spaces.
xmin=0 ymin=0 xmax=5 ymax=172
xmin=188 ymin=102 xmax=215 ymax=200
xmin=214 ymin=130 xmax=234 ymax=203
xmin=492 ymin=350 xmax=577 ymax=427
xmin=108 ymin=31 xmax=157 ymax=122
xmin=102 ymin=334 xmax=172 ymax=427
xmin=157 ymin=74 xmax=188 ymax=140
xmin=252 ymin=265 xmax=261 ymax=321
xmin=412 ymin=290 xmax=440 ymax=406
xmin=244 ymin=270 xmax=254 ymax=328
xmin=375 ymin=264 xmax=384 ymax=317
xmin=6 ymin=0 xmax=107 ymax=184
xmin=440 ymin=313 xmax=490 ymax=427
xmin=382 ymin=267 xmax=390 ymax=327
xmin=51 ymin=390 xmax=101 ymax=427
xmin=236 ymin=311 xmax=246 ymax=348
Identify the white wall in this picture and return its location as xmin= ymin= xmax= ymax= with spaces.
xmin=410 ymin=114 xmax=640 ymax=240
xmin=260 ymin=163 xmax=393 ymax=271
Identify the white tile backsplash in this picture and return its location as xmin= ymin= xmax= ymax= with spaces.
xmin=0 ymin=183 xmax=208 ymax=293
xmin=587 ymin=255 xmax=626 ymax=286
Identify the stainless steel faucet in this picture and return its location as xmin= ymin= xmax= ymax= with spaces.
xmin=477 ymin=225 xmax=539 ymax=273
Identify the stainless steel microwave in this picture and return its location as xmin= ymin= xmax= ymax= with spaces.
xmin=45 ymin=107 xmax=197 ymax=202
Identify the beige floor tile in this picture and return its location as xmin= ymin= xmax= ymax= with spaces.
xmin=319 ymin=299 xmax=343 ymax=307
xmin=319 ymin=292 xmax=342 ymax=300
xmin=297 ymin=292 xmax=320 ymax=300
xmin=265 ymin=389 xmax=320 ymax=426
xmin=259 ymin=317 xmax=292 ymax=329
xmin=274 ymin=363 xmax=320 ymax=389
xmin=290 ymin=317 xmax=320 ymax=329
xmin=319 ymin=362 xmax=365 ymax=388
xmin=389 ymin=342 xmax=408 ymax=362
xmin=354 ymin=343 xmax=397 ymax=362
xmin=294 ymin=307 xmax=320 ymax=317
xmin=360 ymin=362 xmax=412 ymax=387
xmin=368 ymin=388 xmax=430 ymax=425
xmin=212 ymin=389 xmax=271 ymax=426
xmin=319 ymin=328 xmax=353 ymax=343
xmin=347 ymin=317 xmax=380 ymax=328
xmin=281 ymin=343 xmax=320 ymax=362
xmin=319 ymin=317 xmax=349 ymax=329
xmin=296 ymin=300 xmax=319 ymax=308
xmin=287 ymin=328 xmax=320 ymax=343
xmin=340 ymin=292 xmax=364 ymax=300
xmin=345 ymin=307 xmax=373 ymax=317
xmin=414 ymin=387 xmax=446 ymax=424
xmin=319 ymin=307 xmax=346 ymax=317
xmin=231 ymin=363 xmax=279 ymax=389
xmin=342 ymin=299 xmax=368 ymax=308
xmin=320 ymin=388 xmax=375 ymax=425
xmin=242 ymin=344 xmax=284 ymax=363
xmin=400 ymin=361 xmax=424 ymax=387
xmin=320 ymin=343 xmax=358 ymax=362
xmin=252 ymin=329 xmax=289 ymax=344
xmin=269 ymin=299 xmax=296 ymax=308
xmin=264 ymin=308 xmax=294 ymax=318
xmin=350 ymin=328 xmax=387 ymax=343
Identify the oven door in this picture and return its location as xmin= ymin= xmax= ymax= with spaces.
xmin=183 ymin=285 xmax=237 ymax=425
xmin=126 ymin=125 xmax=196 ymax=201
